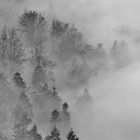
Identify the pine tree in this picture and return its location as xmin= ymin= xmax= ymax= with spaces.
xmin=67 ymin=129 xmax=79 ymax=140
xmin=60 ymin=103 xmax=71 ymax=135
xmin=50 ymin=109 xmax=60 ymax=123
xmin=13 ymin=72 xmax=26 ymax=88
xmin=61 ymin=102 xmax=70 ymax=122
xmin=46 ymin=126 xmax=61 ymax=140
xmin=29 ymin=124 xmax=42 ymax=140
xmin=51 ymin=126 xmax=61 ymax=140
xmin=62 ymin=103 xmax=69 ymax=112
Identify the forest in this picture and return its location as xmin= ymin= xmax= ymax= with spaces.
xmin=0 ymin=9 xmax=133 ymax=140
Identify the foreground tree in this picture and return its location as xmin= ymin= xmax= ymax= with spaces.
xmin=67 ymin=129 xmax=79 ymax=140
xmin=45 ymin=126 xmax=61 ymax=140
xmin=29 ymin=124 xmax=42 ymax=140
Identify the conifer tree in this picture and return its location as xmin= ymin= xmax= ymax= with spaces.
xmin=30 ymin=124 xmax=42 ymax=140
xmin=13 ymin=72 xmax=26 ymax=88
xmin=51 ymin=109 xmax=60 ymax=123
xmin=67 ymin=129 xmax=79 ymax=140
xmin=46 ymin=126 xmax=61 ymax=140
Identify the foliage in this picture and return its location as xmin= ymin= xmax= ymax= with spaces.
xmin=13 ymin=72 xmax=26 ymax=88
xmin=29 ymin=124 xmax=42 ymax=140
xmin=51 ymin=19 xmax=69 ymax=36
xmin=18 ymin=10 xmax=48 ymax=46
xmin=0 ymin=27 xmax=24 ymax=64
xmin=51 ymin=109 xmax=60 ymax=122
xmin=12 ymin=92 xmax=33 ymax=140
xmin=45 ymin=126 xmax=61 ymax=140
xmin=67 ymin=129 xmax=79 ymax=140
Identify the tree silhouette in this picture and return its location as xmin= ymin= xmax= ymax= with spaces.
xmin=29 ymin=124 xmax=42 ymax=140
xmin=67 ymin=129 xmax=79 ymax=140
xmin=19 ymin=10 xmax=48 ymax=47
xmin=51 ymin=109 xmax=60 ymax=123
xmin=51 ymin=19 xmax=69 ymax=36
xmin=13 ymin=72 xmax=26 ymax=88
xmin=45 ymin=126 xmax=61 ymax=140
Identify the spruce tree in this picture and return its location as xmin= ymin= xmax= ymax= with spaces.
xmin=67 ymin=129 xmax=79 ymax=140
xmin=50 ymin=109 xmax=60 ymax=123
xmin=30 ymin=124 xmax=42 ymax=140
xmin=13 ymin=72 xmax=26 ymax=88
xmin=50 ymin=126 xmax=61 ymax=140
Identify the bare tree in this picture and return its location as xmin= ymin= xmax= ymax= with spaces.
xmin=0 ymin=27 xmax=24 ymax=64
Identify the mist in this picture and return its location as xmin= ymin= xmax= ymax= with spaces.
xmin=0 ymin=0 xmax=140 ymax=140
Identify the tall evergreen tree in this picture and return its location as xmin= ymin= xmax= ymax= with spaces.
xmin=67 ymin=129 xmax=79 ymax=140
xmin=45 ymin=126 xmax=61 ymax=140
xmin=50 ymin=109 xmax=60 ymax=123
xmin=13 ymin=72 xmax=26 ymax=88
xmin=29 ymin=124 xmax=42 ymax=140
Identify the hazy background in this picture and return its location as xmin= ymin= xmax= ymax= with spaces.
xmin=1 ymin=0 xmax=140 ymax=140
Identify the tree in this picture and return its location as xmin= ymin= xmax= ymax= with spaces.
xmin=50 ymin=109 xmax=60 ymax=123
xmin=51 ymin=19 xmax=69 ymax=36
xmin=77 ymin=88 xmax=92 ymax=106
xmin=61 ymin=102 xmax=70 ymax=122
xmin=12 ymin=92 xmax=33 ymax=140
xmin=18 ymin=10 xmax=48 ymax=47
xmin=29 ymin=124 xmax=42 ymax=140
xmin=32 ymin=65 xmax=46 ymax=89
xmin=57 ymin=26 xmax=84 ymax=62
xmin=31 ymin=47 xmax=56 ymax=89
xmin=45 ymin=126 xmax=61 ymax=140
xmin=13 ymin=72 xmax=26 ymax=88
xmin=110 ymin=40 xmax=131 ymax=68
xmin=62 ymin=103 xmax=69 ymax=112
xmin=60 ymin=103 xmax=71 ymax=135
xmin=0 ymin=27 xmax=24 ymax=64
xmin=67 ymin=129 xmax=79 ymax=140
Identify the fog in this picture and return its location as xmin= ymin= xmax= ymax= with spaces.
xmin=1 ymin=0 xmax=140 ymax=140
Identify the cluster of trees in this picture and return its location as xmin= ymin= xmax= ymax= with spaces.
xmin=0 ymin=9 xmax=132 ymax=140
